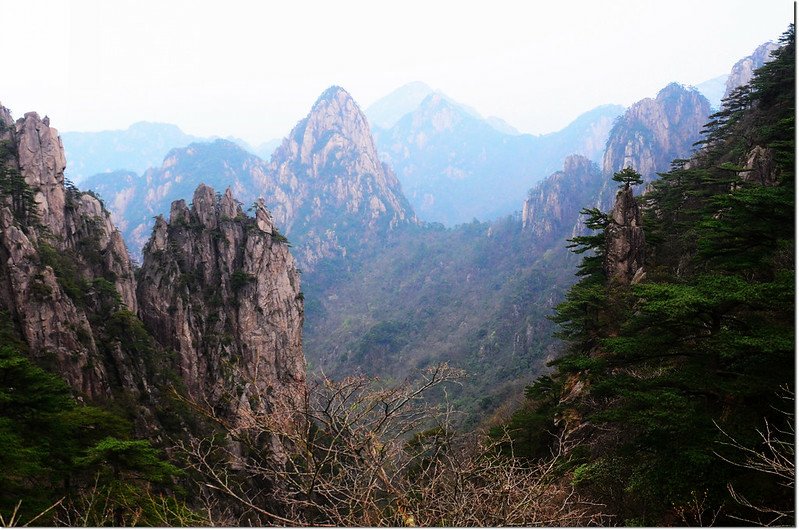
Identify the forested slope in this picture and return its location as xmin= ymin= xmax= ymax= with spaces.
xmin=501 ymin=25 xmax=795 ymax=526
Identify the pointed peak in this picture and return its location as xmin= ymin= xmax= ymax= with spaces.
xmin=656 ymin=82 xmax=704 ymax=102
xmin=193 ymin=182 xmax=215 ymax=200
xmin=220 ymin=187 xmax=240 ymax=219
xmin=315 ymin=85 xmax=355 ymax=107
xmin=0 ymin=104 xmax=13 ymax=129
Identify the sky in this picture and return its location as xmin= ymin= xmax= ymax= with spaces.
xmin=2 ymin=0 xmax=793 ymax=145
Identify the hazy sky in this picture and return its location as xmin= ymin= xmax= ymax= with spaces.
xmin=2 ymin=0 xmax=793 ymax=145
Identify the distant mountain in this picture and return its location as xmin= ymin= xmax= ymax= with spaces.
xmin=366 ymin=82 xmax=520 ymax=135
xmin=265 ymin=86 xmax=418 ymax=267
xmin=723 ymin=41 xmax=778 ymax=101
xmin=373 ymin=95 xmax=623 ymax=225
xmin=694 ymin=74 xmax=727 ymax=110
xmin=365 ymin=81 xmax=436 ymax=129
xmin=84 ymin=87 xmax=417 ymax=269
xmin=87 ymin=140 xmax=267 ymax=256
xmin=251 ymin=138 xmax=282 ymax=160
xmin=485 ymin=115 xmax=520 ymax=135
xmin=62 ymin=122 xmax=279 ymax=184
xmin=62 ymin=122 xmax=203 ymax=182
xmin=521 ymin=155 xmax=604 ymax=247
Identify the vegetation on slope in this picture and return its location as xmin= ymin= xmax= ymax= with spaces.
xmin=501 ymin=25 xmax=795 ymax=526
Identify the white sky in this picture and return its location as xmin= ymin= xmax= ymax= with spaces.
xmin=1 ymin=0 xmax=793 ymax=145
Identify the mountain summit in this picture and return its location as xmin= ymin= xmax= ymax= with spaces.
xmin=603 ymin=83 xmax=710 ymax=181
xmin=264 ymin=86 xmax=417 ymax=267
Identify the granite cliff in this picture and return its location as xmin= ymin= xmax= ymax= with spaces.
xmin=521 ymin=155 xmax=604 ymax=247
xmin=598 ymin=83 xmax=711 ymax=207
xmin=723 ymin=41 xmax=779 ymax=102
xmin=137 ymin=185 xmax=306 ymax=429
xmin=603 ymin=185 xmax=645 ymax=284
xmin=0 ymin=105 xmax=307 ymax=437
xmin=0 ymin=106 xmax=143 ymax=402
xmin=264 ymin=86 xmax=417 ymax=268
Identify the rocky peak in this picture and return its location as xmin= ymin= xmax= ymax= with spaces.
xmin=266 ymin=86 xmax=417 ymax=269
xmin=297 ymin=86 xmax=377 ymax=165
xmin=411 ymin=93 xmax=466 ymax=132
xmin=600 ymin=84 xmax=710 ymax=207
xmin=603 ymin=185 xmax=645 ymax=284
xmin=0 ymin=105 xmax=144 ymax=408
xmin=364 ymin=81 xmax=436 ymax=129
xmin=522 ymin=154 xmax=604 ymax=246
xmin=16 ymin=111 xmax=69 ymax=237
xmin=137 ymin=184 xmax=306 ymax=431
xmin=723 ymin=41 xmax=779 ymax=102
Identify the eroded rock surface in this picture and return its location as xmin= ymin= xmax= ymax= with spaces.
xmin=0 ymin=106 xmax=139 ymax=400
xmin=603 ymin=185 xmax=645 ymax=284
xmin=137 ymin=184 xmax=306 ymax=430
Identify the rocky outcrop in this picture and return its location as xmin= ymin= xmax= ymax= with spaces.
xmin=739 ymin=145 xmax=779 ymax=186
xmin=603 ymin=185 xmax=645 ymax=284
xmin=723 ymin=42 xmax=779 ymax=102
xmin=602 ymin=83 xmax=710 ymax=184
xmin=598 ymin=83 xmax=711 ymax=209
xmin=521 ymin=155 xmax=604 ymax=246
xmin=137 ymin=184 xmax=306 ymax=431
xmin=0 ymin=106 xmax=140 ymax=400
xmin=262 ymin=86 xmax=416 ymax=268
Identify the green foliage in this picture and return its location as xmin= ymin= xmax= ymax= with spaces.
xmin=503 ymin=25 xmax=796 ymax=525
xmin=230 ymin=269 xmax=255 ymax=293
xmin=38 ymin=243 xmax=90 ymax=306
xmin=612 ymin=166 xmax=644 ymax=188
xmin=0 ymin=162 xmax=40 ymax=227
xmin=304 ymin=215 xmax=570 ymax=429
xmin=0 ymin=324 xmax=195 ymax=525
xmin=272 ymin=227 xmax=290 ymax=245
xmin=75 ymin=437 xmax=180 ymax=483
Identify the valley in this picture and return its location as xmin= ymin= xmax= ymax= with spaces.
xmin=0 ymin=14 xmax=793 ymax=526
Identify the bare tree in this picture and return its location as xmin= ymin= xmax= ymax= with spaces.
xmin=177 ymin=363 xmax=609 ymax=526
xmin=714 ymin=386 xmax=795 ymax=526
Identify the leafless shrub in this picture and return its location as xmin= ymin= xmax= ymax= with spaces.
xmin=714 ymin=385 xmax=795 ymax=526
xmin=0 ymin=498 xmax=63 ymax=527
xmin=52 ymin=473 xmax=209 ymax=527
xmin=178 ymin=363 xmax=609 ymax=526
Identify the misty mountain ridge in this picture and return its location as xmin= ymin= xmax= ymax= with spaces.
xmin=61 ymin=121 xmax=280 ymax=183
xmin=372 ymin=91 xmax=624 ymax=225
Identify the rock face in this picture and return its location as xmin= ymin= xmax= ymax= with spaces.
xmin=0 ymin=105 xmax=140 ymax=400
xmin=599 ymin=83 xmax=711 ymax=209
xmin=603 ymin=185 xmax=645 ymax=284
xmin=603 ymin=83 xmax=710 ymax=184
xmin=137 ymin=184 xmax=306 ymax=429
xmin=723 ymin=41 xmax=779 ymax=102
xmin=0 ymin=105 xmax=308 ymax=443
xmin=263 ymin=86 xmax=416 ymax=268
xmin=739 ymin=145 xmax=779 ymax=186
xmin=521 ymin=155 xmax=604 ymax=246
xmin=89 ymin=87 xmax=417 ymax=271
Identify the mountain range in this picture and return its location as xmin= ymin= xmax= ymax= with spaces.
xmin=10 ymin=34 xmax=777 ymax=435
xmin=62 ymin=122 xmax=280 ymax=183
xmin=74 ymin=75 xmax=715 ymax=423
xmin=0 ymin=26 xmax=792 ymax=526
